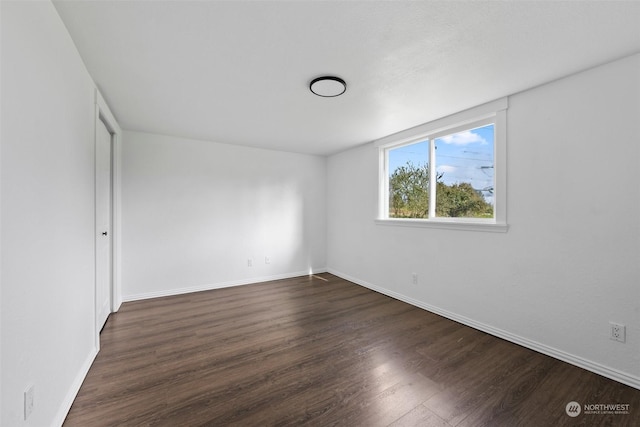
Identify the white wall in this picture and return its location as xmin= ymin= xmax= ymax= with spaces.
xmin=121 ymin=131 xmax=326 ymax=300
xmin=1 ymin=1 xmax=98 ymax=425
xmin=0 ymin=1 xmax=4 ymax=421
xmin=0 ymin=2 xmax=3 ymax=421
xmin=327 ymin=54 xmax=640 ymax=387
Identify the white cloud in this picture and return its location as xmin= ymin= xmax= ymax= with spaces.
xmin=439 ymin=130 xmax=487 ymax=145
xmin=437 ymin=165 xmax=457 ymax=173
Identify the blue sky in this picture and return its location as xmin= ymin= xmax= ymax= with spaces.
xmin=388 ymin=124 xmax=495 ymax=204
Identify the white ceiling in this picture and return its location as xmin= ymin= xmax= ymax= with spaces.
xmin=53 ymin=0 xmax=640 ymax=156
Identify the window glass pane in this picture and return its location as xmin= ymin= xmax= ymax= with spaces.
xmin=387 ymin=140 xmax=429 ymax=218
xmin=434 ymin=124 xmax=494 ymax=218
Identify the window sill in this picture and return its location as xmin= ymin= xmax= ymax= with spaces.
xmin=375 ymin=218 xmax=509 ymax=233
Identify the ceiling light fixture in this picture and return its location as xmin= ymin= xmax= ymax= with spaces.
xmin=310 ymin=76 xmax=347 ymax=97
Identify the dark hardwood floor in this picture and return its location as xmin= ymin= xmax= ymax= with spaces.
xmin=64 ymin=273 xmax=640 ymax=426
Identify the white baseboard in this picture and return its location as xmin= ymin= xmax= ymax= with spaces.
xmin=123 ymin=268 xmax=327 ymax=302
xmin=53 ymin=345 xmax=98 ymax=427
xmin=327 ymin=268 xmax=640 ymax=391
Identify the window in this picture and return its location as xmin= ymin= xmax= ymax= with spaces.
xmin=377 ymin=98 xmax=507 ymax=231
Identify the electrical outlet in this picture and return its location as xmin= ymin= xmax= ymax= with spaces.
xmin=610 ymin=322 xmax=626 ymax=343
xmin=247 ymin=259 xmax=253 ymax=267
xmin=412 ymin=273 xmax=418 ymax=285
xmin=265 ymin=257 xmax=271 ymax=264
xmin=24 ymin=385 xmax=34 ymax=420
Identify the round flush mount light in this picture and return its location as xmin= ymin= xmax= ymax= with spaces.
xmin=309 ymin=76 xmax=347 ymax=97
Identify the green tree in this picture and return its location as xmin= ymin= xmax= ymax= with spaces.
xmin=389 ymin=161 xmax=493 ymax=219
xmin=436 ymin=182 xmax=493 ymax=218
xmin=389 ymin=162 xmax=437 ymax=218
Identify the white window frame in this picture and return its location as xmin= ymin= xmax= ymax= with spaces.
xmin=375 ymin=97 xmax=508 ymax=232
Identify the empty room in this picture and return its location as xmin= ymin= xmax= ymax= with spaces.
xmin=2 ymin=0 xmax=640 ymax=426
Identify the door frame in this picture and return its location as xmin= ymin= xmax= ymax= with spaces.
xmin=94 ymin=89 xmax=122 ymax=350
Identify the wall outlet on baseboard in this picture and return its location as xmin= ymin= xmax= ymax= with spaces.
xmin=610 ymin=322 xmax=626 ymax=343
xmin=265 ymin=257 xmax=271 ymax=264
xmin=24 ymin=385 xmax=34 ymax=420
xmin=247 ymin=259 xmax=253 ymax=267
xmin=412 ymin=273 xmax=418 ymax=285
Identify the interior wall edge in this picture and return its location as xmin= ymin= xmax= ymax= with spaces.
xmin=52 ymin=347 xmax=98 ymax=427
xmin=122 ymin=268 xmax=328 ymax=303
xmin=326 ymin=268 xmax=640 ymax=391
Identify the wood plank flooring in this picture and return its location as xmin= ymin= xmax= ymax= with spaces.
xmin=64 ymin=274 xmax=640 ymax=426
